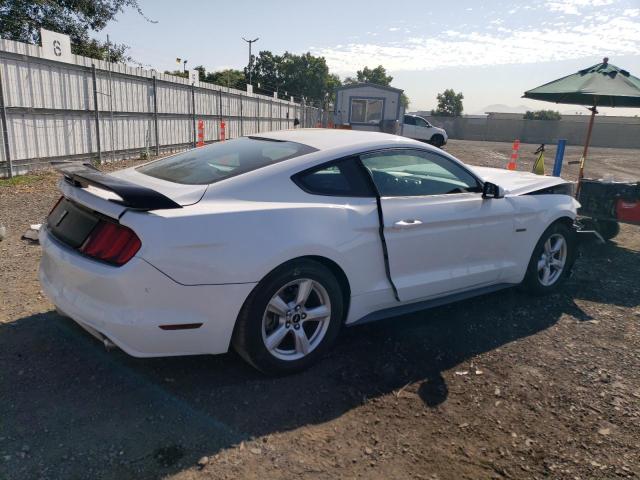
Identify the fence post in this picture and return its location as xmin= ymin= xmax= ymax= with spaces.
xmin=0 ymin=70 xmax=12 ymax=178
xmin=191 ymin=85 xmax=196 ymax=148
xmin=152 ymin=76 xmax=160 ymax=156
xmin=239 ymin=95 xmax=244 ymax=136
xmin=256 ymin=97 xmax=260 ymax=132
xmin=218 ymin=89 xmax=223 ymax=140
xmin=270 ymin=99 xmax=273 ymax=131
xmin=91 ymin=64 xmax=102 ymax=164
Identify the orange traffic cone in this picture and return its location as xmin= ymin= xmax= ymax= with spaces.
xmin=507 ymin=139 xmax=520 ymax=170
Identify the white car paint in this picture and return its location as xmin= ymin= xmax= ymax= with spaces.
xmin=402 ymin=114 xmax=448 ymax=145
xmin=39 ymin=129 xmax=579 ymax=358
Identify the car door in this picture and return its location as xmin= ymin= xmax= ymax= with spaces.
xmin=360 ymin=149 xmax=517 ymax=303
xmin=402 ymin=115 xmax=416 ymax=138
xmin=413 ymin=117 xmax=432 ymax=141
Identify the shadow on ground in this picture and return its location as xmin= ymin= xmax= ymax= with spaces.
xmin=1 ymin=241 xmax=637 ymax=480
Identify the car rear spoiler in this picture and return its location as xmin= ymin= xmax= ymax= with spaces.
xmin=54 ymin=162 xmax=182 ymax=211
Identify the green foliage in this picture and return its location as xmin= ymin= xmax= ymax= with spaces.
xmin=523 ymin=110 xmax=562 ymax=120
xmin=163 ymin=70 xmax=189 ymax=79
xmin=0 ymin=0 xmax=155 ymax=62
xmin=431 ymin=89 xmax=464 ymax=117
xmin=247 ymin=51 xmax=340 ymax=104
xmin=206 ymin=69 xmax=246 ymax=88
xmin=356 ymin=65 xmax=393 ymax=85
xmin=0 ymin=174 xmax=41 ymax=187
xmin=345 ymin=65 xmax=409 ymax=108
xmin=164 ymin=66 xmax=247 ymax=89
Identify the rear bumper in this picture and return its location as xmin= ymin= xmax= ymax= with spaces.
xmin=39 ymin=228 xmax=256 ymax=357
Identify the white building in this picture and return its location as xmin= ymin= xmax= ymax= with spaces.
xmin=333 ymin=83 xmax=405 ymax=134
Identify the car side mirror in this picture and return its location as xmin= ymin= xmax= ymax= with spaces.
xmin=482 ymin=182 xmax=505 ymax=199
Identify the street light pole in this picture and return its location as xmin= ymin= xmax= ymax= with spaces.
xmin=242 ymin=37 xmax=259 ymax=86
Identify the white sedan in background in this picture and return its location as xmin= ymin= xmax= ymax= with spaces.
xmin=40 ymin=130 xmax=579 ymax=374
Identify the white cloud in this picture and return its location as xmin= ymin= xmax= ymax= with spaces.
xmin=624 ymin=8 xmax=639 ymax=17
xmin=546 ymin=0 xmax=614 ymax=15
xmin=388 ymin=27 xmax=400 ymax=32
xmin=312 ymin=16 xmax=640 ymax=73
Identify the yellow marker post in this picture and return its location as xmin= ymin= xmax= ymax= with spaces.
xmin=532 ymin=144 xmax=545 ymax=175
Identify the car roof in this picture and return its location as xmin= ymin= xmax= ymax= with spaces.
xmin=254 ymin=128 xmax=418 ymax=151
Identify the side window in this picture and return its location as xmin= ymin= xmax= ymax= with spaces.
xmin=350 ymin=98 xmax=383 ymax=124
xmin=360 ymin=150 xmax=481 ymax=197
xmin=293 ymin=157 xmax=375 ymax=197
xmin=403 ymin=115 xmax=416 ymax=126
xmin=415 ymin=117 xmax=428 ymax=128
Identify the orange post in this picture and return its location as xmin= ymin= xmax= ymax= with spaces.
xmin=219 ymin=121 xmax=226 ymax=142
xmin=196 ymin=120 xmax=205 ymax=147
xmin=507 ymin=139 xmax=520 ymax=170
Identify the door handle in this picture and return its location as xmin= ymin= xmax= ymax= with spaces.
xmin=393 ymin=219 xmax=423 ymax=228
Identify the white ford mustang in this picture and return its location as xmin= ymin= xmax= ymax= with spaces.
xmin=40 ymin=130 xmax=580 ymax=374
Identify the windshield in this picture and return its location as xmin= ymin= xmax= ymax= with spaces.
xmin=137 ymin=136 xmax=317 ymax=185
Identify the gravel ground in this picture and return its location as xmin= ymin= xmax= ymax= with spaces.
xmin=1 ymin=139 xmax=639 ymax=480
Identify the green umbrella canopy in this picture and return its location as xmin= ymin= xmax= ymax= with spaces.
xmin=523 ymin=58 xmax=640 ymax=107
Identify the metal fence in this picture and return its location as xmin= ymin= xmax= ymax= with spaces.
xmin=0 ymin=38 xmax=321 ymax=177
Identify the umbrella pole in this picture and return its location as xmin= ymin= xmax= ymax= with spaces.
xmin=576 ymin=105 xmax=597 ymax=198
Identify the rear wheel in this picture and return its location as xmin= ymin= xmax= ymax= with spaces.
xmin=430 ymin=134 xmax=444 ymax=148
xmin=522 ymin=222 xmax=576 ymax=295
xmin=232 ymin=260 xmax=344 ymax=375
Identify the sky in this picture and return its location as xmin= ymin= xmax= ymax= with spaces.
xmin=101 ymin=0 xmax=640 ymax=115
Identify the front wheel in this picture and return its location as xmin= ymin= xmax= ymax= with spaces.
xmin=522 ymin=222 xmax=576 ymax=295
xmin=232 ymin=260 xmax=344 ymax=375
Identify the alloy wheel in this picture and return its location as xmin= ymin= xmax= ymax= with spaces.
xmin=537 ymin=233 xmax=567 ymax=286
xmin=261 ymin=278 xmax=332 ymax=361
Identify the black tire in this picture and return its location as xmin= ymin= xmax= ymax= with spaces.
xmin=522 ymin=221 xmax=577 ymax=295
xmin=232 ymin=259 xmax=344 ymax=375
xmin=430 ymin=134 xmax=444 ymax=148
xmin=595 ymin=219 xmax=620 ymax=241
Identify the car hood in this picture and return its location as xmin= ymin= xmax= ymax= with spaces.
xmin=469 ymin=166 xmax=570 ymax=195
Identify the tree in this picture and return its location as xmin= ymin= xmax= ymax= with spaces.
xmin=247 ymin=51 xmax=339 ymax=104
xmin=431 ymin=89 xmax=464 ymax=117
xmin=345 ymin=65 xmax=409 ymax=108
xmin=206 ymin=69 xmax=246 ymax=89
xmin=163 ymin=70 xmax=188 ymax=79
xmin=523 ymin=110 xmax=562 ymax=120
xmin=0 ymin=0 xmax=155 ymax=62
xmin=356 ymin=65 xmax=393 ymax=85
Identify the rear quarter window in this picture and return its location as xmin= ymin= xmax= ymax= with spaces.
xmin=293 ymin=157 xmax=375 ymax=197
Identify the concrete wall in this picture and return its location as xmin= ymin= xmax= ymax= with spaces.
xmin=414 ymin=113 xmax=640 ymax=149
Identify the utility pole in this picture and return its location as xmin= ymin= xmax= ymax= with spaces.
xmin=242 ymin=37 xmax=259 ymax=86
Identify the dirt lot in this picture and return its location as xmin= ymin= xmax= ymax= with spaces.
xmin=1 ymin=139 xmax=639 ymax=480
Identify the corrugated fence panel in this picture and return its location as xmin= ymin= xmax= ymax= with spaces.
xmin=0 ymin=38 xmax=320 ymax=177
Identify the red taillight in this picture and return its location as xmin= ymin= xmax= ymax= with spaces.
xmin=80 ymin=220 xmax=141 ymax=266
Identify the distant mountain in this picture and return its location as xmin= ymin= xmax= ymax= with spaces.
xmin=475 ymin=104 xmax=531 ymax=114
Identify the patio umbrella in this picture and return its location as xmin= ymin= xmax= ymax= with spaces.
xmin=523 ymin=58 xmax=640 ymax=192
